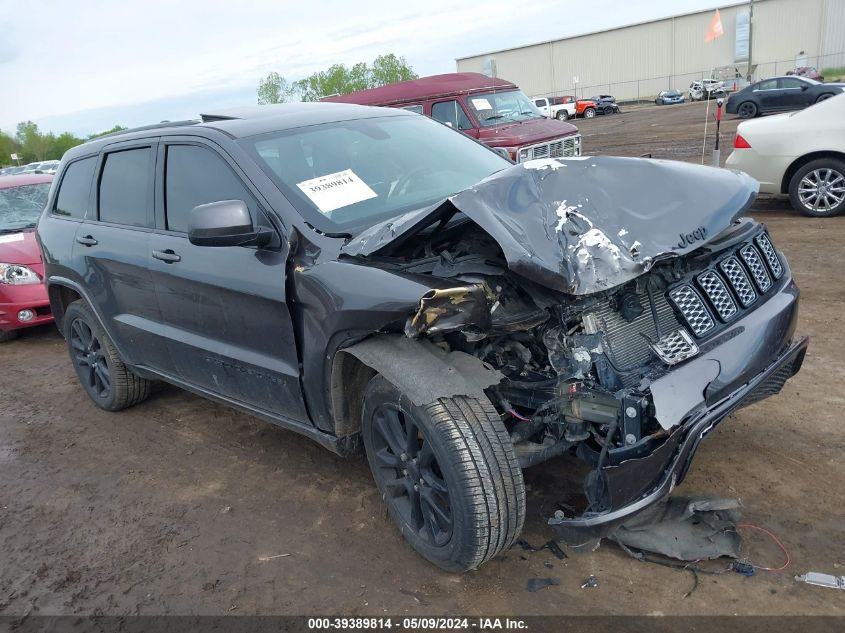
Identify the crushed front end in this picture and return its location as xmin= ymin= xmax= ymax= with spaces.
xmin=344 ymin=157 xmax=808 ymax=543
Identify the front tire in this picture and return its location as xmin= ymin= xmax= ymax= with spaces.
xmin=816 ymin=93 xmax=834 ymax=103
xmin=362 ymin=375 xmax=525 ymax=572
xmin=583 ymin=107 xmax=596 ymax=119
xmin=788 ymin=158 xmax=845 ymax=217
xmin=64 ymin=300 xmax=152 ymax=411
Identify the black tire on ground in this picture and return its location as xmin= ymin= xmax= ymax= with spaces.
xmin=816 ymin=93 xmax=835 ymax=103
xmin=361 ymin=375 xmax=525 ymax=572
xmin=0 ymin=329 xmax=19 ymax=343
xmin=788 ymin=158 xmax=845 ymax=218
xmin=738 ymin=101 xmax=757 ymax=118
xmin=555 ymin=110 xmax=568 ymax=120
xmin=583 ymin=107 xmax=596 ymax=118
xmin=64 ymin=300 xmax=152 ymax=411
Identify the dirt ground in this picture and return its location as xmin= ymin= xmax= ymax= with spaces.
xmin=1 ymin=101 xmax=843 ymax=618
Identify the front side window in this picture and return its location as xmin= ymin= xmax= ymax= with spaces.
xmin=431 ymin=100 xmax=473 ymax=131
xmin=98 ymin=147 xmax=152 ymax=227
xmin=401 ymin=105 xmax=423 ymax=114
xmin=0 ymin=183 xmax=51 ymax=231
xmin=54 ymin=157 xmax=97 ymax=218
xmin=165 ymin=145 xmax=254 ymax=233
xmin=240 ymin=114 xmax=508 ymax=233
xmin=465 ymin=90 xmax=545 ymax=127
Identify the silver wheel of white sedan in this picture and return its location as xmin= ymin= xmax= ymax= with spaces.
xmin=789 ymin=159 xmax=845 ymax=217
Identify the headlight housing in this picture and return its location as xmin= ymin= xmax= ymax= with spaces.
xmin=0 ymin=263 xmax=41 ymax=285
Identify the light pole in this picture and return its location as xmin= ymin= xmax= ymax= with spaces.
xmin=746 ymin=0 xmax=754 ymax=82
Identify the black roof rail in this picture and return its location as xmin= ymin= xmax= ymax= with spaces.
xmin=95 ymin=119 xmax=200 ymax=140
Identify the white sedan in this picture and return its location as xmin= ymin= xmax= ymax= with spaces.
xmin=725 ymin=92 xmax=845 ymax=217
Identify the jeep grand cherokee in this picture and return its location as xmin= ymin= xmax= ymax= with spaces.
xmin=37 ymin=103 xmax=807 ymax=572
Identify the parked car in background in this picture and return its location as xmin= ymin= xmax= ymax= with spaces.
xmin=323 ymin=73 xmax=581 ymax=162
xmin=726 ymin=76 xmax=844 ymax=118
xmin=37 ymin=103 xmax=806 ymax=572
xmin=0 ymin=167 xmax=15 ymax=176
xmin=35 ymin=160 xmax=60 ymax=174
xmin=787 ymin=66 xmax=824 ymax=81
xmin=726 ymin=93 xmax=845 ymax=217
xmin=555 ymin=95 xmax=597 ymax=118
xmin=0 ymin=173 xmax=54 ymax=341
xmin=532 ymin=96 xmax=575 ymax=120
xmin=589 ymin=95 xmax=619 ymax=114
xmin=688 ymin=79 xmax=726 ymax=101
xmin=655 ymin=90 xmax=685 ymax=105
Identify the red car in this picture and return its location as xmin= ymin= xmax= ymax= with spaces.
xmin=0 ymin=173 xmax=54 ymax=342
xmin=787 ymin=66 xmax=824 ymax=81
xmin=553 ymin=95 xmax=598 ymax=118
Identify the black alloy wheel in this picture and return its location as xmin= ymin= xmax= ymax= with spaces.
xmin=70 ymin=317 xmax=111 ymax=399
xmin=738 ymin=101 xmax=757 ymax=118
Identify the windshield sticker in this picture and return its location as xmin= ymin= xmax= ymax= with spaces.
xmin=296 ymin=169 xmax=377 ymax=214
xmin=471 ymin=98 xmax=492 ymax=110
xmin=0 ymin=233 xmax=25 ymax=243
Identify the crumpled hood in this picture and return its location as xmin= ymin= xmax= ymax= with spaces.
xmin=342 ymin=156 xmax=758 ymax=295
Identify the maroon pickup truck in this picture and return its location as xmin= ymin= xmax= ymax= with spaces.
xmin=322 ymin=72 xmax=582 ymax=162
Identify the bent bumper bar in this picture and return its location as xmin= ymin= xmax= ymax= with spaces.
xmin=549 ymin=335 xmax=808 ymax=543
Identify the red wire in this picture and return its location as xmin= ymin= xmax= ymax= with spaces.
xmin=736 ymin=523 xmax=791 ymax=572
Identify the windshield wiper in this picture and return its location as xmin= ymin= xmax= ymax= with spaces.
xmin=0 ymin=223 xmax=36 ymax=234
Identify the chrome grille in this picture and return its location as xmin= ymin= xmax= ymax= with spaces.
xmin=740 ymin=245 xmax=772 ymax=292
xmin=669 ymin=285 xmax=715 ymax=337
xmin=520 ymin=135 xmax=581 ymax=161
xmin=720 ymin=257 xmax=757 ymax=307
xmin=697 ymin=271 xmax=738 ymax=321
xmin=755 ymin=233 xmax=783 ymax=279
xmin=650 ymin=328 xmax=700 ymax=365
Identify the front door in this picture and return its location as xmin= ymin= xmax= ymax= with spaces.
xmin=149 ymin=140 xmax=308 ymax=422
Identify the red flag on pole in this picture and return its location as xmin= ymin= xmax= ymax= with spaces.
xmin=705 ymin=9 xmax=724 ymax=42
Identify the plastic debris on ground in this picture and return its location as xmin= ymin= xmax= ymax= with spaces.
xmin=795 ymin=573 xmax=845 ymax=589
xmin=516 ymin=539 xmax=567 ymax=560
xmin=580 ymin=575 xmax=598 ymax=589
xmin=526 ymin=578 xmax=560 ymax=592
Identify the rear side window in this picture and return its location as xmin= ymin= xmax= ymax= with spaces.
xmin=164 ymin=145 xmax=254 ymax=233
xmin=98 ymin=148 xmax=152 ymax=227
xmin=431 ymin=100 xmax=473 ymax=131
xmin=54 ymin=157 xmax=96 ymax=218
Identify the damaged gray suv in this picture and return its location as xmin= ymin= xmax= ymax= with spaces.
xmin=37 ymin=103 xmax=807 ymax=572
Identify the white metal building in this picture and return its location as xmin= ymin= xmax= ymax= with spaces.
xmin=456 ymin=0 xmax=845 ymax=101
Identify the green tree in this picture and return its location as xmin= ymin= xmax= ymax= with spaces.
xmin=0 ymin=131 xmax=21 ymax=166
xmin=15 ymin=121 xmax=51 ymax=162
xmin=257 ymin=71 xmax=294 ymax=104
xmin=87 ymin=125 xmax=127 ymax=140
xmin=369 ymin=54 xmax=418 ymax=87
xmin=51 ymin=132 xmax=85 ymax=158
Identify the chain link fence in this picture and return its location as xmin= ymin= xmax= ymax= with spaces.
xmin=535 ymin=51 xmax=845 ymax=105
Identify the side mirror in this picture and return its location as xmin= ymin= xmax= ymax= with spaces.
xmin=800 ymin=84 xmax=809 ymax=91
xmin=188 ymin=200 xmax=272 ymax=247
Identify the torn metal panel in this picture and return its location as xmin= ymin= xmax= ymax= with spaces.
xmin=343 ymin=156 xmax=758 ymax=295
xmin=611 ymin=496 xmax=742 ymax=561
xmin=405 ymin=284 xmax=492 ymax=338
xmin=339 ymin=334 xmax=503 ymax=406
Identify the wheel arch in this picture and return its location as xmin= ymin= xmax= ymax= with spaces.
xmin=330 ymin=334 xmax=502 ymax=440
xmin=47 ymin=281 xmax=83 ymax=333
xmin=781 ymin=151 xmax=845 ymax=193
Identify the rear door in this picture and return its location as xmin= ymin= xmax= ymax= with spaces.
xmin=778 ymin=77 xmax=813 ymax=109
xmin=149 ymin=138 xmax=308 ymax=421
xmin=75 ymin=139 xmax=173 ymax=371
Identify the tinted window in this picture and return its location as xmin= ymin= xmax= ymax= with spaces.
xmin=54 ymin=157 xmax=96 ymax=218
xmin=165 ymin=145 xmax=253 ymax=233
xmin=755 ymin=79 xmax=778 ymax=91
xmin=401 ymin=105 xmax=423 ymax=114
xmin=779 ymin=77 xmax=804 ymax=89
xmin=431 ymin=100 xmax=473 ymax=131
xmin=99 ymin=148 xmax=151 ymax=227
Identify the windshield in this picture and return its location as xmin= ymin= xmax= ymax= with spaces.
xmin=240 ymin=114 xmax=509 ymax=232
xmin=464 ymin=89 xmax=546 ymax=127
xmin=0 ymin=183 xmax=51 ymax=232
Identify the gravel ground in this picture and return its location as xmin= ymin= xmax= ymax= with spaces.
xmin=1 ymin=101 xmax=843 ymax=618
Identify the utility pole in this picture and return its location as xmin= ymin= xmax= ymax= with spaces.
xmin=746 ymin=0 xmax=754 ymax=82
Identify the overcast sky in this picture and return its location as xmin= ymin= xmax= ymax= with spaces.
xmin=0 ymin=0 xmax=723 ymax=136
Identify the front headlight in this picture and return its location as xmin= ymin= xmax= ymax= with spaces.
xmin=0 ymin=263 xmax=41 ymax=285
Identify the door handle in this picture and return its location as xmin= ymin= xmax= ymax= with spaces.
xmin=152 ymin=249 xmax=181 ymax=264
xmin=76 ymin=235 xmax=98 ymax=247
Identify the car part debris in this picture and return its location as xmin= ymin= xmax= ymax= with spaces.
xmin=527 ymin=577 xmax=560 ymax=592
xmin=580 ymin=575 xmax=598 ymax=589
xmin=516 ymin=539 xmax=567 ymax=560
xmin=610 ymin=496 xmax=742 ymax=561
xmin=795 ymin=573 xmax=845 ymax=590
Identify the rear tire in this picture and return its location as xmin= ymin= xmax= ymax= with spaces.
xmin=0 ymin=329 xmax=19 ymax=343
xmin=555 ymin=110 xmax=568 ymax=121
xmin=64 ymin=300 xmax=152 ymax=411
xmin=362 ymin=375 xmax=525 ymax=572
xmin=788 ymin=158 xmax=845 ymax=217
